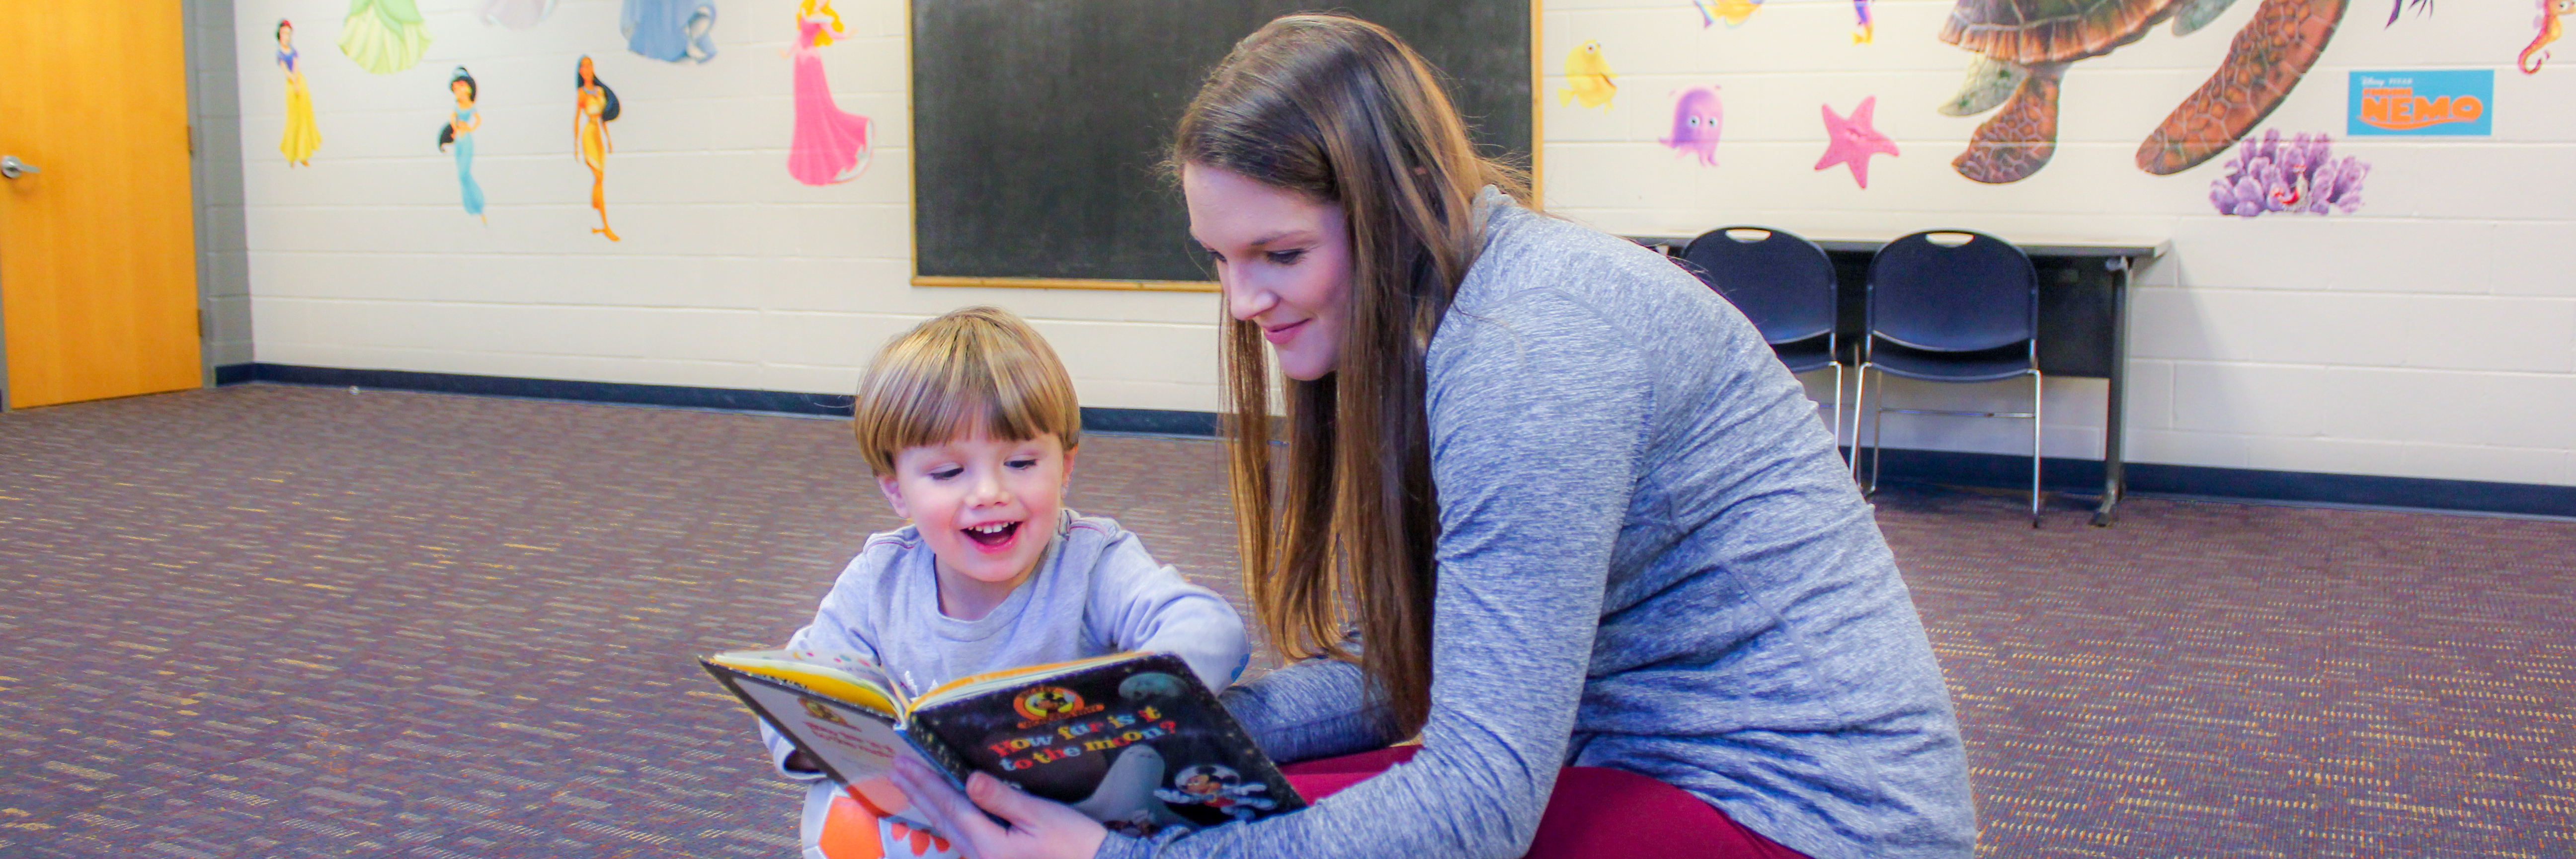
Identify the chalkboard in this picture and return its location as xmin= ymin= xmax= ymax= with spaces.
xmin=911 ymin=0 xmax=1533 ymax=287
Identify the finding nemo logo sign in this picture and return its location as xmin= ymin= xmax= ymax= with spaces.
xmin=2348 ymin=70 xmax=2493 ymax=136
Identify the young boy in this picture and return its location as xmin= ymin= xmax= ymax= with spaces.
xmin=761 ymin=306 xmax=1247 ymax=854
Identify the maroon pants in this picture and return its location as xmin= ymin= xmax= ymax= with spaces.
xmin=1278 ymin=746 xmax=1809 ymax=859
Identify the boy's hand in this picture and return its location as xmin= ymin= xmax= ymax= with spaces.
xmin=890 ymin=757 xmax=1108 ymax=859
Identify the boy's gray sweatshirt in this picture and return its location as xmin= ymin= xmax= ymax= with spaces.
xmin=1097 ymin=191 xmax=1974 ymax=859
xmin=760 ymin=510 xmax=1249 ymax=778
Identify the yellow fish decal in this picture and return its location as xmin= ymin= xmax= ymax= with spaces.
xmin=1560 ymin=42 xmax=1616 ymax=109
xmin=1695 ymin=0 xmax=1762 ymax=27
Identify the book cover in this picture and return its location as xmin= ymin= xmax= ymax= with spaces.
xmin=707 ymin=650 xmax=1302 ymax=838
xmin=904 ymin=653 xmax=1305 ymax=836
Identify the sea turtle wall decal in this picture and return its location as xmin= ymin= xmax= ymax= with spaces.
xmin=1937 ymin=0 xmax=2352 ymax=183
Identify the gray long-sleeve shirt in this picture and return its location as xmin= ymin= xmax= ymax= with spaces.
xmin=761 ymin=509 xmax=1249 ymax=777
xmin=1098 ymin=190 xmax=1973 ymax=859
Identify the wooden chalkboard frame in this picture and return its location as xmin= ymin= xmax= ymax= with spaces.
xmin=907 ymin=1 xmax=1544 ymax=293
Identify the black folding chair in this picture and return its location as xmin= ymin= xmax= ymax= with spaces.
xmin=1852 ymin=230 xmax=2045 ymax=525
xmin=1681 ymin=227 xmax=1843 ymax=442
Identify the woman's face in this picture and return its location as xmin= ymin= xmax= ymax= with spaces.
xmin=277 ymin=24 xmax=292 ymax=48
xmin=1183 ymin=164 xmax=1353 ymax=381
xmin=578 ymin=57 xmax=595 ymax=85
xmin=452 ymin=80 xmax=473 ymax=105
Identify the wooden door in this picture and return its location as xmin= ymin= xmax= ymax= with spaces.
xmin=0 ymin=0 xmax=201 ymax=409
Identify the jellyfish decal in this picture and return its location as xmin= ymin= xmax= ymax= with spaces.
xmin=1660 ymin=86 xmax=1723 ymax=166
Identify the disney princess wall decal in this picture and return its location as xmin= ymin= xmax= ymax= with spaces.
xmin=623 ymin=0 xmax=719 ymax=63
xmin=276 ymin=20 xmax=321 ymax=166
xmin=787 ymin=0 xmax=874 ymax=185
xmin=483 ymin=0 xmax=558 ymax=30
xmin=438 ymin=67 xmax=486 ymax=223
xmin=338 ymin=0 xmax=433 ymax=74
xmin=572 ymin=56 xmax=622 ymax=241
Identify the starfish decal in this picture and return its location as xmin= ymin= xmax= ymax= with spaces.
xmin=1815 ymin=96 xmax=1899 ymax=189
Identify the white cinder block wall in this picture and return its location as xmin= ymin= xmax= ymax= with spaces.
xmin=191 ymin=0 xmax=253 ymax=371
xmin=235 ymin=0 xmax=2572 ymax=486
xmin=1542 ymin=0 xmax=2575 ymax=487
xmin=231 ymin=0 xmax=1225 ymax=413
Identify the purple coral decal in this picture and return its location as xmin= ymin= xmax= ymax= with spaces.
xmin=1660 ymin=86 xmax=1724 ymax=166
xmin=2208 ymin=129 xmax=2370 ymax=218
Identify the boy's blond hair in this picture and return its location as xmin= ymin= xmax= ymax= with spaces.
xmin=853 ymin=306 xmax=1081 ymax=476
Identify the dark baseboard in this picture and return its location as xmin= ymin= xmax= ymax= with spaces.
xmin=1850 ymin=446 xmax=2574 ymax=519
xmin=2132 ymin=462 xmax=2572 ymax=518
xmin=1850 ymin=446 xmax=2107 ymax=492
xmin=218 ymin=362 xmax=1222 ymax=440
xmin=233 ymin=363 xmax=860 ymax=416
xmin=216 ymin=363 xmax=2573 ymax=519
xmin=1080 ymin=407 xmax=1221 ymax=437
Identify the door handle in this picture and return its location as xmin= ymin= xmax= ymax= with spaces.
xmin=0 ymin=156 xmax=38 ymax=179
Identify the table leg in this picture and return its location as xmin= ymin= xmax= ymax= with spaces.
xmin=2092 ymin=257 xmax=2132 ymax=526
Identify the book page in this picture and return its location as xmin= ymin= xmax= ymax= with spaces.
xmin=707 ymin=650 xmax=905 ymax=715
xmin=735 ymin=678 xmax=921 ymax=783
xmin=911 ymin=651 xmax=1140 ymax=710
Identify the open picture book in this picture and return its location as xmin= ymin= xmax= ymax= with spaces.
xmin=701 ymin=649 xmax=1306 ymax=837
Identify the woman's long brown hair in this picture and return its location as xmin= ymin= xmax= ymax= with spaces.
xmin=1172 ymin=14 xmax=1528 ymax=737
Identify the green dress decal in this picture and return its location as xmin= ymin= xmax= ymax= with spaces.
xmin=339 ymin=0 xmax=434 ymax=74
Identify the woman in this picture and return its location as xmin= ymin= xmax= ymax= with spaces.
xmin=275 ymin=20 xmax=320 ymax=167
xmin=889 ymin=14 xmax=1974 ymax=859
xmin=438 ymin=67 xmax=485 ymax=223
xmin=572 ymin=56 xmax=621 ymax=242
xmin=786 ymin=0 xmax=874 ymax=185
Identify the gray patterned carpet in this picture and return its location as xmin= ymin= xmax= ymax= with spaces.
xmin=2 ymin=384 xmax=2569 ymax=858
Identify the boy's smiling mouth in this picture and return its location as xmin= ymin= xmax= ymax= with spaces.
xmin=963 ymin=520 xmax=1021 ymax=549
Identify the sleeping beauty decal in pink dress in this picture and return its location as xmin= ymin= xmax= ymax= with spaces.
xmin=786 ymin=0 xmax=874 ymax=186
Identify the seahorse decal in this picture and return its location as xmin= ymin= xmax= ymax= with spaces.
xmin=2526 ymin=0 xmax=2574 ymax=74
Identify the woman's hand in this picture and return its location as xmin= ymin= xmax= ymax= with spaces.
xmin=889 ymin=757 xmax=1110 ymax=859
